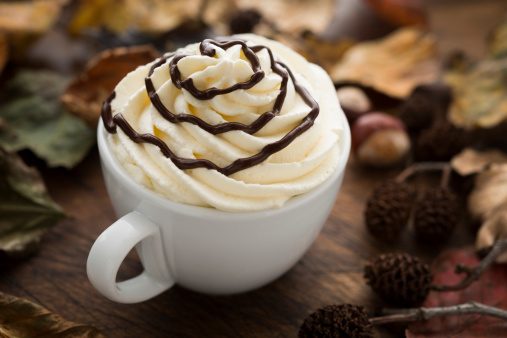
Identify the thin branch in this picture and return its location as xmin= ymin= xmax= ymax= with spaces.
xmin=370 ymin=301 xmax=507 ymax=325
xmin=432 ymin=238 xmax=507 ymax=291
xmin=440 ymin=164 xmax=452 ymax=189
xmin=395 ymin=162 xmax=449 ymax=183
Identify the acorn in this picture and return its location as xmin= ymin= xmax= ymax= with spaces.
xmin=337 ymin=86 xmax=371 ymax=125
xmin=365 ymin=180 xmax=415 ymax=241
xmin=414 ymin=120 xmax=467 ymax=162
xmin=229 ymin=9 xmax=262 ymax=34
xmin=299 ymin=304 xmax=373 ymax=338
xmin=351 ymin=113 xmax=410 ymax=167
xmin=414 ymin=187 xmax=460 ymax=241
xmin=364 ymin=253 xmax=433 ymax=306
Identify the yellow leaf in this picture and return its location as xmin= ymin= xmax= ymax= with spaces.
xmin=330 ymin=27 xmax=440 ymax=99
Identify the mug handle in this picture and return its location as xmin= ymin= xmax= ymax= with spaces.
xmin=87 ymin=211 xmax=175 ymax=303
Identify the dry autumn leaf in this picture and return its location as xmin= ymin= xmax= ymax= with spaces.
xmin=61 ymin=45 xmax=161 ymax=128
xmin=0 ymin=149 xmax=65 ymax=260
xmin=0 ymin=0 xmax=67 ymax=57
xmin=330 ymin=27 xmax=440 ymax=99
xmin=235 ymin=0 xmax=336 ymax=36
xmin=0 ymin=291 xmax=106 ymax=337
xmin=451 ymin=148 xmax=507 ymax=176
xmin=69 ymin=0 xmax=202 ymax=35
xmin=447 ymin=18 xmax=507 ymax=129
xmin=477 ymin=206 xmax=507 ymax=263
xmin=364 ymin=0 xmax=427 ymax=28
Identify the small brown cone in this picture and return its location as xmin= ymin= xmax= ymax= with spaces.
xmin=365 ymin=181 xmax=414 ymax=241
xmin=364 ymin=253 xmax=433 ymax=306
xmin=299 ymin=304 xmax=373 ymax=338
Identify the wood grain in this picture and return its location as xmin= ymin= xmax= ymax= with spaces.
xmin=0 ymin=147 xmax=475 ymax=337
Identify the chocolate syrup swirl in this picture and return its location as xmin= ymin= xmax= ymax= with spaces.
xmin=101 ymin=38 xmax=319 ymax=176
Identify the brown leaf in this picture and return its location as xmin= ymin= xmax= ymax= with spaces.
xmin=468 ymin=163 xmax=507 ymax=221
xmin=364 ymin=0 xmax=427 ymax=28
xmin=330 ymin=27 xmax=440 ymax=99
xmin=61 ymin=45 xmax=161 ymax=128
xmin=451 ymin=148 xmax=507 ymax=176
xmin=69 ymin=0 xmax=201 ymax=35
xmin=0 ymin=291 xmax=106 ymax=337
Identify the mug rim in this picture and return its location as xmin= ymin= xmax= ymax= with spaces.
xmin=97 ymin=113 xmax=351 ymax=219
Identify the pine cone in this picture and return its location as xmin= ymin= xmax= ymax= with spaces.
xmin=299 ymin=304 xmax=373 ymax=338
xmin=365 ymin=181 xmax=414 ymax=241
xmin=364 ymin=253 xmax=433 ymax=306
xmin=229 ymin=9 xmax=262 ymax=34
xmin=414 ymin=187 xmax=460 ymax=241
xmin=414 ymin=121 xmax=467 ymax=161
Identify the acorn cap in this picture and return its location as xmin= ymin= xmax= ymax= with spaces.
xmin=229 ymin=9 xmax=262 ymax=34
xmin=299 ymin=304 xmax=373 ymax=338
xmin=365 ymin=180 xmax=415 ymax=241
xmin=414 ymin=187 xmax=460 ymax=241
xmin=364 ymin=253 xmax=433 ymax=306
xmin=414 ymin=121 xmax=467 ymax=161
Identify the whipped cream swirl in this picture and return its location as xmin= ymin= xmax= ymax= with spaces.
xmin=103 ymin=34 xmax=344 ymax=212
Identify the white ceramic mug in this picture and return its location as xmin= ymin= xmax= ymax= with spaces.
xmin=87 ymin=114 xmax=350 ymax=303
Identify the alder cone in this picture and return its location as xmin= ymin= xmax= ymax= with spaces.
xmin=299 ymin=304 xmax=373 ymax=338
xmin=415 ymin=121 xmax=467 ymax=161
xmin=365 ymin=180 xmax=414 ymax=240
xmin=364 ymin=253 xmax=433 ymax=306
xmin=414 ymin=187 xmax=460 ymax=241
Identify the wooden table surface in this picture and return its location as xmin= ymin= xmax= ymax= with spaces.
xmin=1 ymin=1 xmax=507 ymax=337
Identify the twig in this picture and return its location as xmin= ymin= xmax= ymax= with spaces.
xmin=370 ymin=301 xmax=507 ymax=325
xmin=440 ymin=164 xmax=452 ymax=189
xmin=432 ymin=238 xmax=507 ymax=291
xmin=394 ymin=162 xmax=449 ymax=183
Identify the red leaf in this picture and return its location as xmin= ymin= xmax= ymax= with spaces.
xmin=406 ymin=245 xmax=507 ymax=337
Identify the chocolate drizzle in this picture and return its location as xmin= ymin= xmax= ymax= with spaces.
xmin=101 ymin=38 xmax=319 ymax=176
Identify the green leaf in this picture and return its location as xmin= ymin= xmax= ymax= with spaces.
xmin=0 ymin=149 xmax=65 ymax=259
xmin=0 ymin=70 xmax=95 ymax=168
xmin=0 ymin=291 xmax=106 ymax=337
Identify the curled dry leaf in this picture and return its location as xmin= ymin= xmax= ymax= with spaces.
xmin=0 ymin=70 xmax=95 ymax=169
xmin=468 ymin=163 xmax=507 ymax=221
xmin=0 ymin=291 xmax=106 ymax=337
xmin=0 ymin=149 xmax=65 ymax=260
xmin=61 ymin=45 xmax=161 ymax=128
xmin=488 ymin=14 xmax=507 ymax=60
xmin=0 ymin=0 xmax=67 ymax=56
xmin=330 ymin=27 xmax=440 ymax=99
xmin=451 ymin=147 xmax=507 ymax=176
xmin=69 ymin=0 xmax=202 ymax=35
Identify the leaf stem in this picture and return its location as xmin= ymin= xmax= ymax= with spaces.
xmin=431 ymin=238 xmax=507 ymax=291
xmin=395 ymin=162 xmax=449 ymax=183
xmin=370 ymin=301 xmax=507 ymax=325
